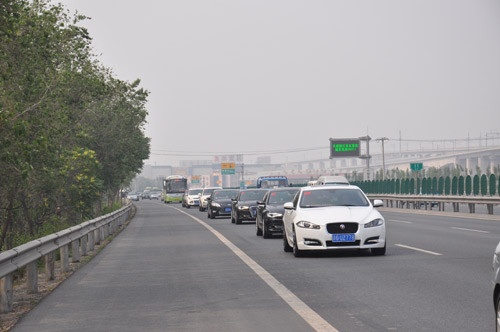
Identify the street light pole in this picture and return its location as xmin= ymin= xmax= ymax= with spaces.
xmin=376 ymin=137 xmax=389 ymax=180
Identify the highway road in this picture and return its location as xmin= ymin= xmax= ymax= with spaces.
xmin=11 ymin=199 xmax=500 ymax=331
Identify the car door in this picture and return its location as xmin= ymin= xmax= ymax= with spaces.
xmin=283 ymin=191 xmax=300 ymax=244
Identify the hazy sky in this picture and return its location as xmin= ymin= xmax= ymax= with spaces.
xmin=58 ymin=0 xmax=500 ymax=165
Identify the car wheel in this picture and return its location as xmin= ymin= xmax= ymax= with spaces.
xmin=371 ymin=243 xmax=386 ymax=256
xmin=256 ymin=220 xmax=262 ymax=236
xmin=262 ymin=220 xmax=270 ymax=239
xmin=283 ymin=230 xmax=292 ymax=252
xmin=496 ymin=292 xmax=500 ymax=332
xmin=292 ymin=229 xmax=303 ymax=257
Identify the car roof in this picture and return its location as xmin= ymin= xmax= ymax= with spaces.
xmin=267 ymin=187 xmax=300 ymax=192
xmin=300 ymin=184 xmax=358 ymax=191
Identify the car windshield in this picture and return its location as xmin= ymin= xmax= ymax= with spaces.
xmin=213 ymin=190 xmax=239 ymax=199
xmin=189 ymin=189 xmax=203 ymax=195
xmin=239 ymin=190 xmax=267 ymax=201
xmin=299 ymin=188 xmax=369 ymax=208
xmin=268 ymin=190 xmax=298 ymax=204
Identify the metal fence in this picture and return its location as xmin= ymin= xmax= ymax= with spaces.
xmin=0 ymin=204 xmax=132 ymax=313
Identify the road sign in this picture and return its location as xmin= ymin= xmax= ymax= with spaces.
xmin=410 ymin=162 xmax=423 ymax=171
xmin=329 ymin=138 xmax=361 ymax=158
xmin=221 ymin=162 xmax=235 ymax=175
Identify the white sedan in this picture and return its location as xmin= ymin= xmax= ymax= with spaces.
xmin=283 ymin=185 xmax=386 ymax=257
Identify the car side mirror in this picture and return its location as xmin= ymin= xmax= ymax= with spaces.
xmin=373 ymin=199 xmax=383 ymax=207
xmin=284 ymin=202 xmax=294 ymax=210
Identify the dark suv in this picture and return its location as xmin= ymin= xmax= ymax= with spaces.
xmin=231 ymin=188 xmax=269 ymax=224
xmin=206 ymin=189 xmax=240 ymax=219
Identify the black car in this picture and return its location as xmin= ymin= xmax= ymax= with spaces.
xmin=231 ymin=188 xmax=269 ymax=224
xmin=255 ymin=187 xmax=300 ymax=238
xmin=206 ymin=189 xmax=240 ymax=219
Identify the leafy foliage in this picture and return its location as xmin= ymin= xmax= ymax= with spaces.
xmin=0 ymin=0 xmax=150 ymax=250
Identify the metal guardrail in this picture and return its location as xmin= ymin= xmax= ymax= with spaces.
xmin=367 ymin=194 xmax=500 ymax=214
xmin=0 ymin=204 xmax=132 ymax=313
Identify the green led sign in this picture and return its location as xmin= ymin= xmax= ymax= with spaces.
xmin=329 ymin=139 xmax=361 ymax=158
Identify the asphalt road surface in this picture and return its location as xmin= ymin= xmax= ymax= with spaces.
xmin=11 ymin=199 xmax=500 ymax=331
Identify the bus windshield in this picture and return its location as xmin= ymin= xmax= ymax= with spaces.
xmin=164 ymin=177 xmax=188 ymax=193
xmin=256 ymin=176 xmax=288 ymax=188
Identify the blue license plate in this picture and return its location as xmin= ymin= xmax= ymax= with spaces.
xmin=332 ymin=234 xmax=355 ymax=242
xmin=224 ymin=207 xmax=231 ymax=212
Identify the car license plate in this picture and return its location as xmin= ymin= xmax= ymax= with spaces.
xmin=332 ymin=234 xmax=355 ymax=242
xmin=224 ymin=207 xmax=231 ymax=212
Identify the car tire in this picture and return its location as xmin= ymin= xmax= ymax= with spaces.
xmin=256 ymin=220 xmax=262 ymax=236
xmin=283 ymin=231 xmax=292 ymax=252
xmin=371 ymin=243 xmax=386 ymax=256
xmin=262 ymin=220 xmax=270 ymax=239
xmin=292 ymin=230 xmax=303 ymax=257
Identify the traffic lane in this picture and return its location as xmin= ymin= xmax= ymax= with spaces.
xmin=191 ymin=207 xmax=495 ymax=331
xmin=12 ymin=200 xmax=315 ymax=332
xmin=382 ymin=210 xmax=500 ymax=258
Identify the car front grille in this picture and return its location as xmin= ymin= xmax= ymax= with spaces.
xmin=326 ymin=222 xmax=358 ymax=234
xmin=326 ymin=240 xmax=361 ymax=247
xmin=250 ymin=206 xmax=257 ymax=217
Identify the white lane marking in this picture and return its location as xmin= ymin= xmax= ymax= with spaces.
xmin=451 ymin=227 xmax=489 ymax=234
xmin=390 ymin=219 xmax=412 ymax=224
xmin=394 ymin=244 xmax=442 ymax=256
xmin=175 ymin=207 xmax=338 ymax=332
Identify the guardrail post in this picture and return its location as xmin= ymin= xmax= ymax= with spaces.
xmin=0 ymin=274 xmax=13 ymax=313
xmin=45 ymin=252 xmax=55 ymax=281
xmin=81 ymin=234 xmax=88 ymax=256
xmin=468 ymin=203 xmax=475 ymax=213
xmin=27 ymin=261 xmax=38 ymax=293
xmin=88 ymin=231 xmax=95 ymax=251
xmin=71 ymin=239 xmax=80 ymax=263
xmin=60 ymin=245 xmax=69 ymax=273
xmin=488 ymin=204 xmax=494 ymax=214
xmin=94 ymin=229 xmax=101 ymax=245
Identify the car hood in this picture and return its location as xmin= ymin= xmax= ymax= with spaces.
xmin=266 ymin=205 xmax=285 ymax=214
xmin=296 ymin=206 xmax=382 ymax=225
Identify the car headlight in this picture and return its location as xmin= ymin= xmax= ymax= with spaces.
xmin=212 ymin=202 xmax=221 ymax=208
xmin=296 ymin=221 xmax=320 ymax=229
xmin=364 ymin=218 xmax=384 ymax=228
xmin=238 ymin=206 xmax=249 ymax=211
xmin=267 ymin=213 xmax=283 ymax=218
